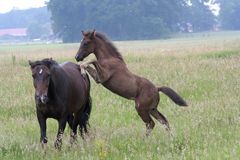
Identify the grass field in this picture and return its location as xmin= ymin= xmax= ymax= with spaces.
xmin=0 ymin=32 xmax=240 ymax=159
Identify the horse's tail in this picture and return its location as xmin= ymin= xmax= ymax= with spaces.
xmin=158 ymin=86 xmax=188 ymax=106
xmin=79 ymin=96 xmax=92 ymax=137
xmin=77 ymin=66 xmax=92 ymax=138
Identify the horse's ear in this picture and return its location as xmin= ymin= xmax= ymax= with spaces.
xmin=81 ymin=30 xmax=85 ymax=36
xmin=90 ymin=29 xmax=96 ymax=39
xmin=45 ymin=59 xmax=53 ymax=68
xmin=28 ymin=60 xmax=33 ymax=67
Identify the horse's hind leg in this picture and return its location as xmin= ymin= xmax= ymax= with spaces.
xmin=67 ymin=114 xmax=74 ymax=130
xmin=150 ymin=108 xmax=170 ymax=131
xmin=79 ymin=97 xmax=92 ymax=139
xmin=69 ymin=114 xmax=80 ymax=145
xmin=135 ymin=103 xmax=155 ymax=136
xmin=79 ymin=123 xmax=86 ymax=139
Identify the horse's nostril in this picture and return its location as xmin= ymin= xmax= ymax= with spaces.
xmin=35 ymin=95 xmax=40 ymax=100
xmin=40 ymin=95 xmax=49 ymax=104
xmin=75 ymin=55 xmax=80 ymax=61
xmin=35 ymin=95 xmax=41 ymax=105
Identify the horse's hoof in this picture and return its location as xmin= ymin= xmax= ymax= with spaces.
xmin=40 ymin=137 xmax=48 ymax=149
xmin=69 ymin=133 xmax=77 ymax=145
xmin=146 ymin=128 xmax=153 ymax=137
xmin=80 ymin=63 xmax=88 ymax=68
xmin=54 ymin=139 xmax=62 ymax=150
xmin=81 ymin=68 xmax=87 ymax=75
xmin=80 ymin=65 xmax=87 ymax=75
xmin=41 ymin=142 xmax=48 ymax=150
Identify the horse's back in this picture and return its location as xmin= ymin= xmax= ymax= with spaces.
xmin=61 ymin=61 xmax=89 ymax=86
xmin=60 ymin=62 xmax=80 ymax=73
xmin=60 ymin=61 xmax=90 ymax=101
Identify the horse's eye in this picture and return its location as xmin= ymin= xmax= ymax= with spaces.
xmin=32 ymin=74 xmax=36 ymax=78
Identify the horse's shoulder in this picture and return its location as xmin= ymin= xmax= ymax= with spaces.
xmin=59 ymin=62 xmax=68 ymax=67
xmin=99 ymin=58 xmax=120 ymax=66
xmin=58 ymin=62 xmax=81 ymax=78
xmin=59 ymin=62 xmax=73 ymax=68
xmin=60 ymin=62 xmax=77 ymax=68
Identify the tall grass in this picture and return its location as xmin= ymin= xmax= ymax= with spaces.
xmin=0 ymin=32 xmax=240 ymax=159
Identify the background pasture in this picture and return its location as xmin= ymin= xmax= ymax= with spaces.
xmin=0 ymin=32 xmax=239 ymax=159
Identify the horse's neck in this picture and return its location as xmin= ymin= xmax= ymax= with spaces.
xmin=95 ymin=38 xmax=125 ymax=64
xmin=48 ymin=79 xmax=55 ymax=100
xmin=95 ymin=49 xmax=110 ymax=61
xmin=95 ymin=41 xmax=113 ymax=61
xmin=49 ymin=65 xmax=68 ymax=98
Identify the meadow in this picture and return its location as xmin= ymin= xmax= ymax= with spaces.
xmin=0 ymin=31 xmax=239 ymax=159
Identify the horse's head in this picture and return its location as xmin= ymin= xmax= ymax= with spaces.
xmin=75 ymin=30 xmax=96 ymax=62
xmin=29 ymin=59 xmax=52 ymax=105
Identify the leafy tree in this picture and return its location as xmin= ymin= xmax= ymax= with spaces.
xmin=47 ymin=0 xmax=190 ymax=42
xmin=183 ymin=0 xmax=216 ymax=32
xmin=216 ymin=0 xmax=240 ymax=30
xmin=0 ymin=7 xmax=50 ymax=29
xmin=27 ymin=22 xmax=51 ymax=39
xmin=47 ymin=0 xmax=216 ymax=42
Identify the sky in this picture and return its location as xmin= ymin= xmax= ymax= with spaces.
xmin=0 ymin=0 xmax=48 ymax=13
xmin=0 ymin=0 xmax=219 ymax=15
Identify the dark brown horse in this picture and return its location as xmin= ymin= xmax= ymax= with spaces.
xmin=75 ymin=30 xmax=187 ymax=136
xmin=29 ymin=58 xmax=92 ymax=149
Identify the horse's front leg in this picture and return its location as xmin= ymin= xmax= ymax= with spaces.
xmin=37 ymin=111 xmax=47 ymax=148
xmin=54 ymin=116 xmax=67 ymax=150
xmin=80 ymin=60 xmax=96 ymax=75
xmin=91 ymin=61 xmax=112 ymax=82
xmin=84 ymin=65 xmax=102 ymax=83
xmin=81 ymin=61 xmax=109 ymax=83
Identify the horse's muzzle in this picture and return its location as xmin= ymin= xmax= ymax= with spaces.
xmin=40 ymin=95 xmax=49 ymax=104
xmin=36 ymin=95 xmax=49 ymax=104
xmin=75 ymin=54 xmax=85 ymax=62
xmin=75 ymin=54 xmax=81 ymax=62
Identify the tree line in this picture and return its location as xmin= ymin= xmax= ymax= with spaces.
xmin=47 ymin=0 xmax=219 ymax=42
xmin=1 ymin=0 xmax=239 ymax=42
xmin=216 ymin=0 xmax=240 ymax=30
xmin=0 ymin=7 xmax=51 ymax=39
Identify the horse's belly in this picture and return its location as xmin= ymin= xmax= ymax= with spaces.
xmin=103 ymin=81 xmax=137 ymax=100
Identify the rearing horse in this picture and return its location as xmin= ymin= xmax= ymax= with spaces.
xmin=75 ymin=30 xmax=187 ymax=136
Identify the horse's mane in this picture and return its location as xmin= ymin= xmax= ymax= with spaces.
xmin=94 ymin=32 xmax=125 ymax=63
xmin=30 ymin=58 xmax=58 ymax=69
